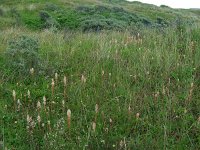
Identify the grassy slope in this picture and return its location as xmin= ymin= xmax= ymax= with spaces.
xmin=1 ymin=0 xmax=200 ymax=30
xmin=1 ymin=0 xmax=200 ymax=149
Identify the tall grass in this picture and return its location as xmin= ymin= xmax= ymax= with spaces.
xmin=1 ymin=26 xmax=200 ymax=149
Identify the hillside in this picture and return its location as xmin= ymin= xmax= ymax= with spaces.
xmin=1 ymin=0 xmax=200 ymax=31
xmin=1 ymin=0 xmax=200 ymax=150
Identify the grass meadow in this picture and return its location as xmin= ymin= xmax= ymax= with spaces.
xmin=1 ymin=25 xmax=200 ymax=149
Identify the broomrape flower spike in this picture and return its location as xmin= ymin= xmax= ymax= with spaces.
xmin=136 ymin=113 xmax=140 ymax=119
xmin=81 ymin=74 xmax=86 ymax=83
xmin=95 ymin=104 xmax=98 ymax=114
xmin=27 ymin=90 xmax=31 ymax=99
xmin=92 ymin=122 xmax=96 ymax=132
xmin=62 ymin=100 xmax=65 ymax=107
xmin=17 ymin=99 xmax=21 ymax=111
xmin=37 ymin=101 xmax=41 ymax=111
xmin=55 ymin=73 xmax=58 ymax=83
xmin=51 ymin=78 xmax=55 ymax=96
xmin=37 ymin=115 xmax=41 ymax=125
xmin=67 ymin=109 xmax=71 ymax=128
xmin=43 ymin=96 xmax=46 ymax=107
xmin=30 ymin=68 xmax=34 ymax=75
xmin=64 ymin=76 xmax=67 ymax=87
xmin=12 ymin=90 xmax=16 ymax=101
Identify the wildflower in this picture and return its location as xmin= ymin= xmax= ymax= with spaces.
xmin=47 ymin=120 xmax=51 ymax=131
xmin=17 ymin=99 xmax=21 ymax=111
xmin=102 ymin=70 xmax=104 ymax=76
xmin=27 ymin=114 xmax=30 ymax=123
xmin=30 ymin=68 xmax=34 ymax=75
xmin=55 ymin=73 xmax=58 ymax=83
xmin=37 ymin=101 xmax=41 ymax=111
xmin=198 ymin=116 xmax=200 ymax=123
xmin=81 ymin=74 xmax=86 ymax=83
xmin=12 ymin=90 xmax=16 ymax=101
xmin=37 ymin=115 xmax=41 ymax=124
xmin=95 ymin=104 xmax=98 ymax=114
xmin=92 ymin=122 xmax=96 ymax=132
xmin=128 ymin=105 xmax=131 ymax=117
xmin=43 ymin=96 xmax=46 ymax=107
xmin=64 ymin=76 xmax=67 ymax=87
xmin=120 ymin=140 xmax=123 ymax=148
xmin=136 ymin=113 xmax=140 ymax=119
xmin=51 ymin=78 xmax=55 ymax=96
xmin=62 ymin=100 xmax=65 ymax=108
xmin=63 ymin=76 xmax=67 ymax=99
xmin=27 ymin=90 xmax=31 ymax=99
xmin=67 ymin=109 xmax=71 ymax=128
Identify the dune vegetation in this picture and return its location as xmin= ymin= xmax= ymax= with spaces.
xmin=1 ymin=0 xmax=200 ymax=149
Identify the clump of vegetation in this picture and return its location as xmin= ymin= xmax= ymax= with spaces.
xmin=39 ymin=10 xmax=60 ymax=29
xmin=5 ymin=35 xmax=40 ymax=74
xmin=1 ymin=0 xmax=200 ymax=149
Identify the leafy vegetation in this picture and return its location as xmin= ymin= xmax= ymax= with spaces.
xmin=1 ymin=0 xmax=200 ymax=149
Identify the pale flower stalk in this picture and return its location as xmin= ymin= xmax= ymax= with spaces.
xmin=51 ymin=78 xmax=55 ymax=96
xmin=67 ymin=109 xmax=71 ymax=128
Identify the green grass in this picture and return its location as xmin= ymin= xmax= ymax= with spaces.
xmin=1 ymin=0 xmax=200 ymax=149
xmin=1 ymin=25 xmax=200 ymax=149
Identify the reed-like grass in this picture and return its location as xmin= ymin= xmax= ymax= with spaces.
xmin=1 ymin=26 xmax=200 ymax=149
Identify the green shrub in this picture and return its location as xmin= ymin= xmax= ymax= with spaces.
xmin=45 ymin=3 xmax=59 ymax=12
xmin=21 ymin=11 xmax=42 ymax=29
xmin=56 ymin=10 xmax=80 ymax=29
xmin=5 ymin=35 xmax=40 ymax=74
xmin=39 ymin=10 xmax=60 ymax=29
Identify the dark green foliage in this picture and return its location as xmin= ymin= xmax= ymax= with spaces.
xmin=10 ymin=7 xmax=21 ymax=26
xmin=39 ymin=10 xmax=60 ymax=29
xmin=0 ymin=8 xmax=4 ymax=16
xmin=5 ymin=35 xmax=40 ymax=74
xmin=21 ymin=11 xmax=42 ymax=30
xmin=77 ymin=5 xmax=152 ymax=31
xmin=160 ymin=5 xmax=170 ymax=8
xmin=55 ymin=9 xmax=80 ymax=29
xmin=45 ymin=3 xmax=59 ymax=12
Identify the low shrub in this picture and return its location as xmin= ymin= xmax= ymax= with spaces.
xmin=5 ymin=35 xmax=40 ymax=74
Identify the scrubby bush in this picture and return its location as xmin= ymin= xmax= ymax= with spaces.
xmin=45 ymin=3 xmax=59 ymax=11
xmin=10 ymin=7 xmax=21 ymax=25
xmin=56 ymin=10 xmax=80 ymax=29
xmin=39 ymin=10 xmax=60 ymax=29
xmin=5 ymin=35 xmax=40 ymax=74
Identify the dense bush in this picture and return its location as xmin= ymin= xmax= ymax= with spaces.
xmin=40 ymin=10 xmax=60 ymax=29
xmin=5 ymin=35 xmax=40 ymax=74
